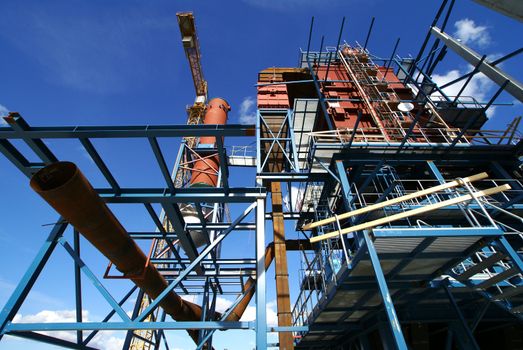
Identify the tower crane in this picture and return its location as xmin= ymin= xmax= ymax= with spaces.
xmin=125 ymin=12 xmax=209 ymax=350
xmin=174 ymin=11 xmax=209 ymax=187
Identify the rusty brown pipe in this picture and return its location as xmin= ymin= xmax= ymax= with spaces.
xmin=225 ymin=240 xmax=313 ymax=321
xmin=30 ymin=161 xmax=205 ymax=344
xmin=190 ymin=98 xmax=231 ymax=188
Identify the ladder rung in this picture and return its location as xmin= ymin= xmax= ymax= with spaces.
xmin=510 ymin=303 xmax=523 ymax=313
xmin=476 ymin=267 xmax=519 ymax=289
xmin=494 ymin=286 xmax=523 ymax=300
xmin=456 ymin=252 xmax=506 ymax=281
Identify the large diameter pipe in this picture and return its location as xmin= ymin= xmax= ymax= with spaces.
xmin=30 ymin=161 xmax=205 ymax=344
xmin=190 ymin=98 xmax=230 ymax=188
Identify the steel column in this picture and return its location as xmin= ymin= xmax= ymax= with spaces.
xmin=256 ymin=197 xmax=267 ymax=349
xmin=362 ymin=232 xmax=408 ymax=350
xmin=0 ymin=220 xmax=67 ymax=340
xmin=271 ymin=182 xmax=294 ymax=350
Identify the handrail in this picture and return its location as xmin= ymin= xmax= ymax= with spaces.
xmin=310 ymin=184 xmax=511 ymax=243
xmin=302 ymin=172 xmax=488 ymax=230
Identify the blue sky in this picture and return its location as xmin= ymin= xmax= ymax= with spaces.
xmin=1 ymin=1 xmax=522 ymax=349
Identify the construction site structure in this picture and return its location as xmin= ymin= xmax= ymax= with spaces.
xmin=1 ymin=2 xmax=523 ymax=350
xmin=127 ymin=12 xmax=209 ymax=350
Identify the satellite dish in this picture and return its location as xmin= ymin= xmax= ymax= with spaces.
xmin=397 ymin=102 xmax=414 ymax=112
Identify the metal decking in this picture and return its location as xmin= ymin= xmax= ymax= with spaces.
xmin=295 ymin=227 xmax=523 ymax=348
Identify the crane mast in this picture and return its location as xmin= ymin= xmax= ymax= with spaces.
xmin=126 ymin=12 xmax=208 ymax=350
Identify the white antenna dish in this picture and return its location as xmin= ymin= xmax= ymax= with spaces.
xmin=397 ymin=102 xmax=414 ymax=112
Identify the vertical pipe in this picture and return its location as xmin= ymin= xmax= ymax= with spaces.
xmin=410 ymin=0 xmax=449 ymax=75
xmin=73 ymin=230 xmax=83 ymax=345
xmin=318 ymin=34 xmax=325 ymax=72
xmin=306 ymin=17 xmax=315 ymax=59
xmin=324 ymin=17 xmax=346 ymax=84
xmin=363 ymin=17 xmax=375 ymax=50
xmin=383 ymin=38 xmax=400 ymax=82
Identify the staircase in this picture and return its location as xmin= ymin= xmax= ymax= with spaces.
xmin=450 ymin=232 xmax=523 ymax=318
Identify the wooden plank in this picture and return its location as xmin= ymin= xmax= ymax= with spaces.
xmin=310 ymin=184 xmax=511 ymax=243
xmin=302 ymin=172 xmax=488 ymax=230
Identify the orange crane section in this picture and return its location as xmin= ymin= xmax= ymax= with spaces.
xmin=177 ymin=11 xmax=208 ymax=106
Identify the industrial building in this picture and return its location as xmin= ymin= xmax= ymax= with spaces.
xmin=0 ymin=1 xmax=523 ymax=349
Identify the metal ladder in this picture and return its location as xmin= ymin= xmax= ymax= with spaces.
xmin=450 ymin=227 xmax=523 ymax=317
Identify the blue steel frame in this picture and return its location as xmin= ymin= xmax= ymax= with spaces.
xmin=0 ymin=114 xmax=303 ymax=349
xmin=264 ymin=42 xmax=523 ymax=349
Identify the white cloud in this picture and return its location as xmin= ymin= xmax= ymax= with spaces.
xmin=239 ymin=97 xmax=257 ymax=124
xmin=284 ymin=185 xmax=304 ymax=212
xmin=431 ymin=68 xmax=498 ymax=118
xmin=181 ymin=294 xmax=199 ymax=304
xmin=453 ymin=18 xmax=491 ymax=47
xmin=13 ymin=310 xmax=124 ymax=350
xmin=215 ymin=296 xmax=278 ymax=326
xmin=0 ymin=104 xmax=8 ymax=124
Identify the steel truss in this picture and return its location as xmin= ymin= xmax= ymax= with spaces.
xmin=0 ymin=114 xmax=315 ymax=350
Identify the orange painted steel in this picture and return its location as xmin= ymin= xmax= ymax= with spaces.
xmin=30 ymin=162 xmax=207 ymax=345
xmin=190 ymin=98 xmax=230 ymax=188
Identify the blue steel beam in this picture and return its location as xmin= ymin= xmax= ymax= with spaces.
xmin=255 ymin=197 xmax=267 ymax=349
xmin=216 ymin=137 xmax=229 ymax=190
xmin=5 ymin=322 xmax=310 ymax=333
xmin=372 ymin=227 xmax=503 ymax=238
xmin=58 ymin=238 xmax=132 ymax=323
xmin=196 ymin=280 xmax=257 ymax=349
xmin=304 ymin=52 xmax=335 ymax=131
xmin=161 ymin=202 xmax=200 ymax=268
xmin=135 ymin=202 xmax=258 ymax=322
xmin=99 ymin=187 xmax=265 ymax=203
xmin=73 ymin=231 xmax=83 ymax=345
xmin=362 ymin=231 xmax=408 ymax=350
xmin=82 ymin=285 xmax=138 ymax=346
xmin=143 ymin=203 xmax=190 ymax=293
xmin=494 ymin=236 xmax=523 ymax=273
xmin=6 ymin=321 xmax=251 ymax=332
xmin=0 ymin=122 xmax=255 ymax=139
xmin=0 ymin=220 xmax=67 ymax=340
xmin=148 ymin=137 xmax=176 ymax=193
xmin=79 ymin=138 xmax=121 ymax=194
xmin=8 ymin=331 xmax=98 ymax=350
xmin=0 ymin=139 xmax=34 ymax=177
xmin=4 ymin=113 xmax=58 ymax=163
xmin=442 ymin=283 xmax=481 ymax=350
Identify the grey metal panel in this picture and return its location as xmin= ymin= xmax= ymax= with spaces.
xmin=473 ymin=0 xmax=523 ymax=22
xmin=430 ymin=26 xmax=523 ymax=102
xmin=424 ymin=237 xmax=481 ymax=253
xmin=374 ymin=237 xmax=425 ymax=253
xmin=398 ymin=258 xmax=451 ymax=275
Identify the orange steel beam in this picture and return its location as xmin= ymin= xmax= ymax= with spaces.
xmin=271 ymin=182 xmax=294 ymax=350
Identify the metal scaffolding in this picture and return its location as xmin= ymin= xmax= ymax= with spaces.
xmin=1 ymin=2 xmax=523 ymax=349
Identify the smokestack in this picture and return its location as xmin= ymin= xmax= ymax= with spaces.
xmin=30 ymin=162 xmax=207 ymax=344
xmin=182 ymin=97 xmax=231 ymax=250
xmin=189 ymin=97 xmax=230 ymax=188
